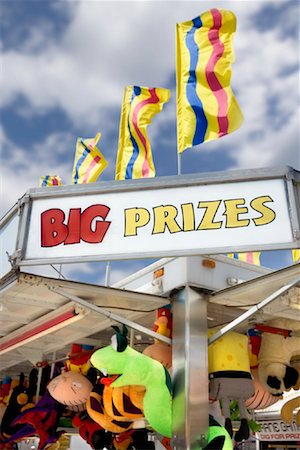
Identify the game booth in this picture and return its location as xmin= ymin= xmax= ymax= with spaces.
xmin=1 ymin=166 xmax=300 ymax=450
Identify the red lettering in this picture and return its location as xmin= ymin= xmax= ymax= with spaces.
xmin=40 ymin=205 xmax=111 ymax=247
xmin=64 ymin=208 xmax=81 ymax=245
xmin=80 ymin=205 xmax=111 ymax=243
xmin=41 ymin=209 xmax=68 ymax=247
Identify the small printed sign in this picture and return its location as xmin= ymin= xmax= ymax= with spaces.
xmin=257 ymin=420 xmax=300 ymax=441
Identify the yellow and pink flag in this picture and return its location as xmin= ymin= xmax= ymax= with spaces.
xmin=39 ymin=175 xmax=63 ymax=187
xmin=115 ymin=86 xmax=170 ymax=180
xmin=176 ymin=8 xmax=243 ymax=153
xmin=292 ymin=249 xmax=300 ymax=263
xmin=228 ymin=252 xmax=261 ymax=266
xmin=71 ymin=132 xmax=108 ymax=184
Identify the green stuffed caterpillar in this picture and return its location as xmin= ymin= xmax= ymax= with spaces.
xmin=90 ymin=326 xmax=172 ymax=438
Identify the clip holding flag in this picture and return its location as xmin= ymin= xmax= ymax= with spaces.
xmin=176 ymin=8 xmax=244 ymax=153
xmin=71 ymin=132 xmax=108 ymax=184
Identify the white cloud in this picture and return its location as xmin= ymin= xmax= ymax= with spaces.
xmin=1 ymin=2 xmax=299 ymax=212
xmin=0 ymin=127 xmax=74 ymax=216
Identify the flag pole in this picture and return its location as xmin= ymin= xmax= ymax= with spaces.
xmin=177 ymin=152 xmax=181 ymax=176
xmin=105 ymin=261 xmax=111 ymax=286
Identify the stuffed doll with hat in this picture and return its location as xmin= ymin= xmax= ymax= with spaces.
xmin=90 ymin=325 xmax=172 ymax=438
xmin=208 ymin=329 xmax=254 ymax=442
xmin=257 ymin=318 xmax=300 ymax=395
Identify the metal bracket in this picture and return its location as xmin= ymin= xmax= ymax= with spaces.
xmin=50 ymin=286 xmax=172 ymax=345
xmin=6 ymin=249 xmax=22 ymax=268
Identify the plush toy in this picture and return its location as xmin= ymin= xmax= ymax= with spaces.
xmin=143 ymin=343 xmax=172 ymax=373
xmin=245 ymin=329 xmax=282 ymax=410
xmin=90 ymin=326 xmax=172 ymax=438
xmin=86 ymin=381 xmax=135 ymax=434
xmin=72 ymin=411 xmax=105 ymax=448
xmin=126 ymin=429 xmax=155 ymax=449
xmin=48 ymin=370 xmax=93 ymax=412
xmin=208 ymin=329 xmax=254 ymax=442
xmin=153 ymin=305 xmax=172 ymax=340
xmin=103 ymin=385 xmax=144 ymax=421
xmin=257 ymin=319 xmax=300 ymax=395
xmin=203 ymin=415 xmax=233 ymax=450
xmin=0 ymin=373 xmax=29 ymax=440
xmin=280 ymin=395 xmax=300 ymax=426
xmin=65 ymin=343 xmax=94 ymax=375
xmin=2 ymin=390 xmax=66 ymax=450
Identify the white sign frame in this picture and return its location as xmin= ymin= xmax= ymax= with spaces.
xmin=1 ymin=166 xmax=300 ymax=269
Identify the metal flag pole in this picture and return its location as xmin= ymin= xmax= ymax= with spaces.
xmin=104 ymin=260 xmax=111 ymax=286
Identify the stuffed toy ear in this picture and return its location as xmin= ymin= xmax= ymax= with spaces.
xmin=111 ymin=325 xmax=128 ymax=352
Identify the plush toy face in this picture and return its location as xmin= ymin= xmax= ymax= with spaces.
xmin=48 ymin=371 xmax=93 ymax=411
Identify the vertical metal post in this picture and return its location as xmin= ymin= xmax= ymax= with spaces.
xmin=50 ymin=351 xmax=56 ymax=379
xmin=105 ymin=261 xmax=111 ymax=286
xmin=35 ymin=366 xmax=43 ymax=404
xmin=172 ymin=286 xmax=208 ymax=449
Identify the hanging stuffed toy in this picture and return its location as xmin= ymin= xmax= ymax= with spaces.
xmin=208 ymin=328 xmax=254 ymax=442
xmin=0 ymin=376 xmax=12 ymax=423
xmin=1 ymin=390 xmax=66 ymax=450
xmin=102 ymin=385 xmax=144 ymax=421
xmin=65 ymin=343 xmax=94 ymax=375
xmin=0 ymin=373 xmax=29 ymax=441
xmin=72 ymin=411 xmax=108 ymax=449
xmin=86 ymin=380 xmax=135 ymax=434
xmin=48 ymin=369 xmax=93 ymax=412
xmin=257 ymin=319 xmax=300 ymax=395
xmin=203 ymin=415 xmax=233 ymax=450
xmin=245 ymin=328 xmax=282 ymax=410
xmin=90 ymin=325 xmax=172 ymax=438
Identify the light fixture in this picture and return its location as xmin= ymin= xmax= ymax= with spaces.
xmin=0 ymin=304 xmax=87 ymax=355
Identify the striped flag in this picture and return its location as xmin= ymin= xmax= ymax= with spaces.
xmin=39 ymin=175 xmax=63 ymax=187
xmin=71 ymin=132 xmax=108 ymax=184
xmin=228 ymin=252 xmax=261 ymax=266
xmin=115 ymin=86 xmax=170 ymax=180
xmin=176 ymin=8 xmax=243 ymax=153
xmin=292 ymin=249 xmax=300 ymax=263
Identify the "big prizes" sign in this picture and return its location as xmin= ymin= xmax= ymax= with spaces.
xmin=24 ymin=177 xmax=294 ymax=264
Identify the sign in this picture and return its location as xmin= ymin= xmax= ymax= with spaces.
xmin=257 ymin=420 xmax=300 ymax=441
xmin=19 ymin=171 xmax=299 ymax=265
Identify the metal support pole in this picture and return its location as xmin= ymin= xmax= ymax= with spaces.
xmin=172 ymin=286 xmax=208 ymax=450
xmin=105 ymin=261 xmax=111 ymax=286
xmin=51 ymin=286 xmax=171 ymax=345
xmin=50 ymin=351 xmax=56 ymax=379
xmin=35 ymin=365 xmax=43 ymax=404
xmin=208 ymin=275 xmax=300 ymax=345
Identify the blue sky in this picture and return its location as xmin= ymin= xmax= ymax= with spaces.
xmin=1 ymin=0 xmax=299 ymax=284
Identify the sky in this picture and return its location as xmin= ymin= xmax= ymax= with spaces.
xmin=1 ymin=0 xmax=299 ymax=285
